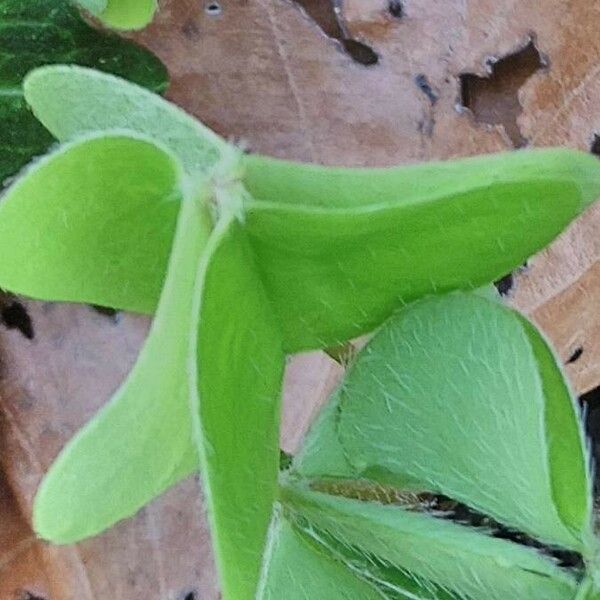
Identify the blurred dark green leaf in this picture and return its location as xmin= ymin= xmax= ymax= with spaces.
xmin=0 ymin=0 xmax=167 ymax=182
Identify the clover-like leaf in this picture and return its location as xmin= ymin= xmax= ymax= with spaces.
xmin=19 ymin=138 xmax=287 ymax=600
xmin=275 ymin=485 xmax=579 ymax=600
xmin=0 ymin=131 xmax=181 ymax=313
xmin=191 ymin=211 xmax=285 ymax=600
xmin=244 ymin=149 xmax=600 ymax=351
xmin=298 ymin=292 xmax=592 ymax=552
xmin=24 ymin=65 xmax=226 ymax=176
xmin=269 ymin=291 xmax=597 ymax=598
xmin=0 ymin=0 xmax=167 ymax=182
xmin=25 ymin=133 xmax=212 ymax=543
xmin=22 ymin=67 xmax=600 ymax=351
xmin=77 ymin=0 xmax=157 ymax=30
xmin=5 ymin=64 xmax=600 ymax=600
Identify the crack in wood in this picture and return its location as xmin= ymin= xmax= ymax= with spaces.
xmin=460 ymin=39 xmax=545 ymax=147
xmin=292 ymin=0 xmax=379 ymax=66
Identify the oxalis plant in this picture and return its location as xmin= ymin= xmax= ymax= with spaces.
xmin=1 ymin=64 xmax=600 ymax=600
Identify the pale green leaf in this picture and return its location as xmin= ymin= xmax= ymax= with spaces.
xmin=24 ymin=65 xmax=226 ymax=174
xmin=0 ymin=131 xmax=182 ymax=313
xmin=19 ymin=77 xmax=600 ymax=353
xmin=77 ymin=0 xmax=156 ymax=30
xmin=191 ymin=213 xmax=285 ymax=600
xmin=290 ymin=522 xmax=458 ymax=600
xmin=329 ymin=293 xmax=590 ymax=549
xmin=257 ymin=515 xmax=385 ymax=600
xmin=244 ymin=149 xmax=600 ymax=209
xmin=283 ymin=485 xmax=578 ymax=600
xmin=244 ymin=148 xmax=600 ymax=351
xmin=33 ymin=173 xmax=212 ymax=543
xmin=293 ymin=388 xmax=356 ymax=481
xmin=94 ymin=0 xmax=156 ymax=30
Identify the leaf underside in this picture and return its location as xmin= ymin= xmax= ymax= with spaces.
xmin=269 ymin=292 xmax=594 ymax=599
xmin=258 ymin=516 xmax=385 ymax=600
xmin=24 ymin=65 xmax=226 ymax=177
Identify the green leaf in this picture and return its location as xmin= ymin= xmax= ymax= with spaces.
xmin=0 ymin=0 xmax=167 ymax=183
xmin=244 ymin=148 xmax=600 ymax=351
xmin=257 ymin=515 xmax=385 ymax=600
xmin=244 ymin=149 xmax=600 ymax=209
xmin=78 ymin=0 xmax=157 ymax=30
xmin=518 ymin=317 xmax=592 ymax=543
xmin=289 ymin=522 xmax=458 ymax=600
xmin=293 ymin=388 xmax=356 ymax=481
xmin=21 ymin=73 xmax=600 ymax=353
xmin=0 ymin=132 xmax=182 ymax=313
xmin=33 ymin=143 xmax=211 ymax=543
xmin=24 ymin=65 xmax=226 ymax=175
xmin=322 ymin=292 xmax=591 ymax=550
xmin=191 ymin=213 xmax=285 ymax=600
xmin=282 ymin=485 xmax=579 ymax=600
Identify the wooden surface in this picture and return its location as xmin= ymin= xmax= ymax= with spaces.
xmin=1 ymin=0 xmax=599 ymax=597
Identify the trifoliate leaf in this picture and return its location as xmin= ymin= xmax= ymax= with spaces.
xmin=22 ymin=70 xmax=600 ymax=354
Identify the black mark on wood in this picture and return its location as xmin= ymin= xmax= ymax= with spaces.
xmin=494 ymin=272 xmax=514 ymax=296
xmin=415 ymin=74 xmax=438 ymax=105
xmin=567 ymin=347 xmax=584 ymax=364
xmin=1 ymin=299 xmax=34 ymax=339
xmin=591 ymin=134 xmax=600 ymax=157
xmin=91 ymin=305 xmax=121 ymax=324
xmin=388 ymin=0 xmax=404 ymax=18
xmin=581 ymin=385 xmax=600 ymax=492
xmin=205 ymin=1 xmax=222 ymax=16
